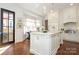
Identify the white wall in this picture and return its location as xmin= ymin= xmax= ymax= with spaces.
xmin=0 ymin=3 xmax=42 ymax=43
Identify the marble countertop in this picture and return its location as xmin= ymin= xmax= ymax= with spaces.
xmin=30 ymin=31 xmax=61 ymax=35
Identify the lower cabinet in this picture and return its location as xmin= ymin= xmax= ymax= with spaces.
xmin=30 ymin=32 xmax=60 ymax=55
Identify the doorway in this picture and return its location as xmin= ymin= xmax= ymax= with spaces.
xmin=0 ymin=8 xmax=15 ymax=44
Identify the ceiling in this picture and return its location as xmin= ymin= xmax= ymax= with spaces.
xmin=16 ymin=3 xmax=79 ymax=18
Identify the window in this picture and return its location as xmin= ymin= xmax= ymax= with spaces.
xmin=24 ymin=18 xmax=41 ymax=34
xmin=36 ymin=20 xmax=41 ymax=27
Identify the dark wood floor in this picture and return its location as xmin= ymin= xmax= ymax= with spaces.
xmin=57 ymin=40 xmax=79 ymax=55
xmin=1 ymin=39 xmax=79 ymax=55
xmin=1 ymin=39 xmax=30 ymax=55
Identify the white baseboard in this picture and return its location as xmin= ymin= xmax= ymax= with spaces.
xmin=15 ymin=39 xmax=25 ymax=43
xmin=30 ymin=45 xmax=60 ymax=55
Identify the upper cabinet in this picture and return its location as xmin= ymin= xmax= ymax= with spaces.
xmin=76 ymin=6 xmax=79 ymax=19
xmin=47 ymin=11 xmax=59 ymax=32
xmin=62 ymin=6 xmax=77 ymax=23
xmin=63 ymin=7 xmax=76 ymax=19
xmin=48 ymin=11 xmax=59 ymax=23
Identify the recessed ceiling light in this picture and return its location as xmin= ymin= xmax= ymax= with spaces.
xmin=70 ymin=3 xmax=74 ymax=6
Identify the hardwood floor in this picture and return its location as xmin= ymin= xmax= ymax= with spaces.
xmin=57 ymin=40 xmax=79 ymax=55
xmin=1 ymin=39 xmax=30 ymax=55
xmin=1 ymin=39 xmax=79 ymax=55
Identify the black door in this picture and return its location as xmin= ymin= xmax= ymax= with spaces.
xmin=1 ymin=8 xmax=15 ymax=44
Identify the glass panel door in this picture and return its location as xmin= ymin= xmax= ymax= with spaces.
xmin=9 ymin=13 xmax=13 ymax=41
xmin=2 ymin=11 xmax=9 ymax=43
xmin=1 ymin=8 xmax=15 ymax=44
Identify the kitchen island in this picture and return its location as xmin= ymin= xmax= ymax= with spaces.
xmin=30 ymin=32 xmax=61 ymax=55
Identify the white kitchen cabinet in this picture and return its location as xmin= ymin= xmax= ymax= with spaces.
xmin=48 ymin=22 xmax=59 ymax=33
xmin=62 ymin=6 xmax=77 ymax=23
xmin=30 ymin=32 xmax=60 ymax=55
xmin=76 ymin=6 xmax=79 ymax=19
xmin=48 ymin=11 xmax=59 ymax=33
xmin=60 ymin=6 xmax=79 ymax=42
xmin=61 ymin=6 xmax=79 ymax=24
xmin=48 ymin=12 xmax=58 ymax=23
xmin=63 ymin=6 xmax=76 ymax=19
